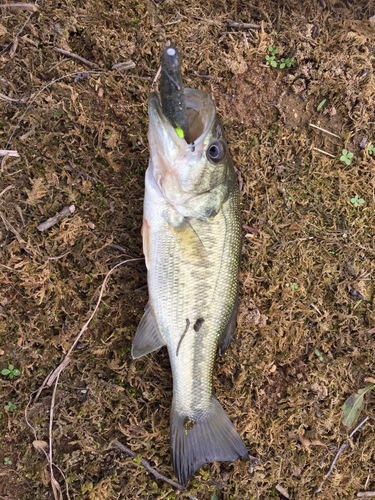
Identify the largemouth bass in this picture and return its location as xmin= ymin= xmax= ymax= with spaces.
xmin=132 ymin=47 xmax=249 ymax=485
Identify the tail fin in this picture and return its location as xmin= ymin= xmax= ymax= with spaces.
xmin=170 ymin=396 xmax=249 ymax=485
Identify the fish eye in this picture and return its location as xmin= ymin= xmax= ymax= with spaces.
xmin=207 ymin=140 xmax=225 ymax=164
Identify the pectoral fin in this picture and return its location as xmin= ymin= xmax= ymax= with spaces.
xmin=217 ymin=291 xmax=239 ymax=356
xmin=131 ymin=304 xmax=166 ymax=359
xmin=167 ymin=218 xmax=209 ymax=268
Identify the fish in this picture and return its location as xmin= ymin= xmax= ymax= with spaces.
xmin=132 ymin=46 xmax=249 ymax=485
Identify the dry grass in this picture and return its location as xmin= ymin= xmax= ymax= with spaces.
xmin=0 ymin=0 xmax=375 ymax=499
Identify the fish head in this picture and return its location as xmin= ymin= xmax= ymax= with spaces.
xmin=148 ymin=88 xmax=234 ymax=221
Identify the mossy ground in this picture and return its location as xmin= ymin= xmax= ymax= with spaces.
xmin=0 ymin=1 xmax=375 ymax=499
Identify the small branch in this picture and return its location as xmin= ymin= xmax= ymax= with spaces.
xmin=53 ymin=47 xmax=99 ymax=69
xmin=316 ymin=416 xmax=370 ymax=494
xmin=112 ymin=60 xmax=135 ymax=71
xmin=267 ymin=237 xmax=313 ymax=253
xmin=0 ymin=150 xmax=19 ymax=157
xmin=0 ymin=92 xmax=20 ymax=102
xmin=37 ymin=205 xmax=75 ymax=231
xmin=226 ymin=20 xmax=261 ymax=29
xmin=357 ymin=493 xmax=375 ymax=498
xmin=112 ymin=440 xmax=185 ymax=491
xmin=193 ymin=71 xmax=220 ymax=81
xmin=309 ymin=123 xmax=340 ymax=139
xmin=0 ymin=262 xmax=21 ymax=272
xmin=0 ymin=3 xmax=38 ymax=11
xmin=0 ymin=184 xmax=14 ymax=198
xmin=49 ymin=374 xmax=63 ymax=500
xmin=313 ymin=147 xmax=335 ymax=158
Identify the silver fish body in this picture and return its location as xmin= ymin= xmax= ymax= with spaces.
xmin=132 ymin=88 xmax=249 ymax=484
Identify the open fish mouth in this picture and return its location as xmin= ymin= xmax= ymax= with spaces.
xmin=148 ymin=88 xmax=216 ymax=152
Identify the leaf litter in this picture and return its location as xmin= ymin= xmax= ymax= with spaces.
xmin=0 ymin=0 xmax=375 ymax=499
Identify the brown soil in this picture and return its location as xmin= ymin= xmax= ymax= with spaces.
xmin=1 ymin=1 xmax=375 ymax=499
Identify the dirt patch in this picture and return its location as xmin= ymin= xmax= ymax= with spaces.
xmin=1 ymin=0 xmax=375 ymax=499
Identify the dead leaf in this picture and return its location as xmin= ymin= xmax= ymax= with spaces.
xmin=342 ymin=384 xmax=375 ymax=428
xmin=276 ymin=484 xmax=290 ymax=499
xmin=33 ymin=440 xmax=49 ymax=453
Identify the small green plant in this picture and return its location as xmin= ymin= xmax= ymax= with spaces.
xmin=1 ymin=364 xmax=21 ymax=379
xmin=290 ymin=283 xmax=298 ymax=291
xmin=340 ymin=149 xmax=354 ymax=165
xmin=4 ymin=457 xmax=12 ymax=465
xmin=268 ymin=46 xmax=279 ymax=57
xmin=314 ymin=349 xmax=324 ymax=362
xmin=350 ymin=194 xmax=364 ymax=207
xmin=265 ymin=54 xmax=277 ymax=67
xmin=4 ymin=399 xmax=18 ymax=412
xmin=280 ymin=58 xmax=296 ymax=68
xmin=53 ymin=111 xmax=61 ymax=118
xmin=317 ymin=99 xmax=327 ymax=111
xmin=265 ymin=46 xmax=279 ymax=67
xmin=97 ymin=423 xmax=102 ymax=433
xmin=368 ymin=144 xmax=375 ymax=155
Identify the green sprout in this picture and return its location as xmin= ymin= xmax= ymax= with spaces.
xmin=350 ymin=194 xmax=364 ymax=208
xmin=317 ymin=99 xmax=327 ymax=111
xmin=268 ymin=46 xmax=279 ymax=56
xmin=4 ymin=399 xmax=18 ymax=412
xmin=265 ymin=54 xmax=277 ymax=67
xmin=368 ymin=144 xmax=375 ymax=155
xmin=280 ymin=58 xmax=296 ymax=69
xmin=290 ymin=283 xmax=298 ymax=291
xmin=340 ymin=149 xmax=354 ymax=165
xmin=1 ymin=364 xmax=21 ymax=380
xmin=4 ymin=457 xmax=12 ymax=465
xmin=314 ymin=349 xmax=324 ymax=362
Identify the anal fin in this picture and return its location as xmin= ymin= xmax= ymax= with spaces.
xmin=217 ymin=291 xmax=239 ymax=356
xmin=131 ymin=304 xmax=166 ymax=359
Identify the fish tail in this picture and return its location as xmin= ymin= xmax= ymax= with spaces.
xmin=170 ymin=396 xmax=249 ymax=485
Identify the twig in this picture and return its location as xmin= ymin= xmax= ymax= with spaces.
xmin=153 ymin=64 xmax=161 ymax=84
xmin=0 ymin=150 xmax=19 ymax=157
xmin=37 ymin=205 xmax=75 ymax=231
xmin=53 ymin=47 xmax=99 ymax=69
xmin=0 ymin=153 xmax=9 ymax=174
xmin=0 ymin=92 xmax=20 ymax=102
xmin=226 ymin=20 xmax=261 ymax=29
xmin=267 ymin=237 xmax=313 ymax=253
xmin=310 ymin=303 xmax=323 ymax=316
xmin=313 ymin=147 xmax=335 ymax=158
xmin=309 ymin=123 xmax=340 ymax=139
xmin=193 ymin=71 xmax=220 ymax=81
xmin=49 ymin=374 xmax=63 ymax=500
xmin=112 ymin=440 xmax=185 ymax=491
xmin=48 ymin=252 xmax=70 ymax=260
xmin=0 ymin=262 xmax=21 ymax=272
xmin=108 ymin=243 xmax=131 ymax=255
xmin=112 ymin=60 xmax=135 ymax=71
xmin=357 ymin=493 xmax=375 ymax=498
xmin=316 ymin=416 xmax=370 ymax=493
xmin=0 ymin=3 xmax=38 ymax=10
xmin=0 ymin=184 xmax=14 ymax=198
